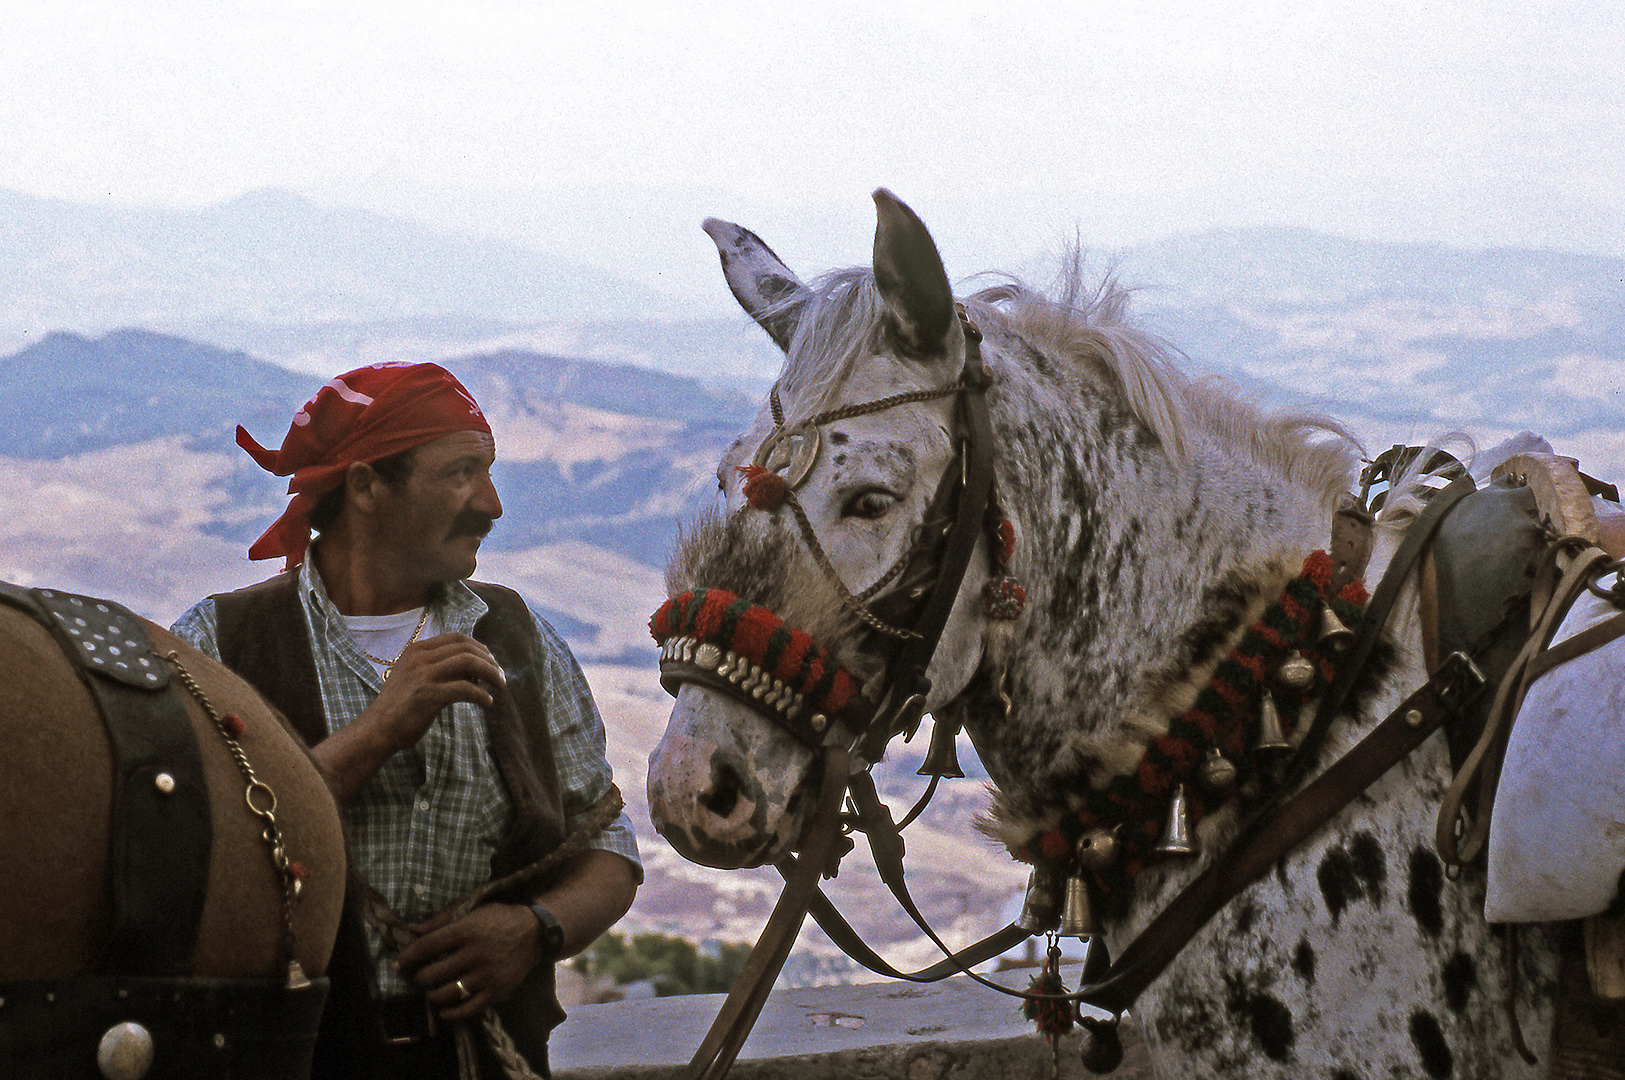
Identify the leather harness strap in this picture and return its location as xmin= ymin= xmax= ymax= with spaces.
xmin=0 ymin=582 xmax=213 ymax=977
xmin=1436 ymin=542 xmax=1621 ymax=868
xmin=1077 ymin=650 xmax=1488 ymax=1014
xmin=687 ymin=748 xmax=852 ymax=1080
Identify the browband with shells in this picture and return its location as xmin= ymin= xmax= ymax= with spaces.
xmin=658 ymin=635 xmax=833 ymax=748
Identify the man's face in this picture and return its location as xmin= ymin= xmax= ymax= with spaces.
xmin=371 ymin=430 xmax=503 ymax=588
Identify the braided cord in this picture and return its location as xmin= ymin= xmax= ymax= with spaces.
xmin=806 ymin=380 xmax=966 ymax=426
xmin=782 ymin=488 xmax=918 ymax=640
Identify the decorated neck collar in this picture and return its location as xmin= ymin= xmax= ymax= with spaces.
xmin=1012 ymin=550 xmax=1370 ymax=905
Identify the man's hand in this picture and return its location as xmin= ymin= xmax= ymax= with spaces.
xmin=397 ymin=903 xmax=542 ymax=1022
xmin=311 ymin=632 xmax=506 ymax=802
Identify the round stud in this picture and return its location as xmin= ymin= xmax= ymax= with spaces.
xmin=1074 ymin=827 xmax=1119 ymax=872
xmin=213 ymin=1033 xmax=227 ymax=1050
xmin=96 ymin=1021 xmax=155 ymax=1080
xmin=154 ymin=773 xmax=176 ymax=795
xmin=809 ymin=713 xmax=828 ymax=734
xmin=1276 ymin=651 xmax=1315 ymax=691
xmin=1405 ymin=707 xmax=1424 ymax=728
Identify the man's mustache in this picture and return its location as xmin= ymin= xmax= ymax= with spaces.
xmin=447 ymin=509 xmax=495 ymax=539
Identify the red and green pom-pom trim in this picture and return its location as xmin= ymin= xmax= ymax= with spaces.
xmin=1014 ymin=550 xmax=1367 ymax=897
xmin=651 ymin=587 xmax=861 ymax=717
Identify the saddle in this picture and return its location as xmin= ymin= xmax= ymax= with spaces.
xmin=1420 ymin=453 xmax=1625 ymax=1075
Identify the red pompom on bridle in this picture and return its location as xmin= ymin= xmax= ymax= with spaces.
xmin=736 ymin=465 xmax=789 ymax=511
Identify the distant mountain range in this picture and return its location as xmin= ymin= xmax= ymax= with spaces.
xmin=0 ymin=327 xmax=752 ymax=568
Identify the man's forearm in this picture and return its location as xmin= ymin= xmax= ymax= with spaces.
xmin=533 ymin=849 xmax=639 ymax=960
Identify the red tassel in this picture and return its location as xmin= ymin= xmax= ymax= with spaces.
xmin=221 ymin=712 xmax=245 ymax=738
xmin=996 ymin=518 xmax=1016 ymax=565
xmin=288 ymin=861 xmax=310 ymax=879
xmin=737 ymin=465 xmax=788 ymax=511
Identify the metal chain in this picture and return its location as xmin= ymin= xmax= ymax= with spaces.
xmin=164 ymin=650 xmax=308 ymax=988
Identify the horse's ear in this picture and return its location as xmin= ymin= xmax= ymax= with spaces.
xmin=703 ymin=218 xmax=811 ymax=353
xmin=871 ymin=188 xmax=955 ymax=359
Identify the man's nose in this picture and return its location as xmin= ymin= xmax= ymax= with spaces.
xmin=474 ymin=474 xmax=500 ymax=519
xmin=475 ymin=474 xmax=503 ymax=520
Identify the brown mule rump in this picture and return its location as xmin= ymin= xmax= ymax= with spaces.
xmin=0 ymin=585 xmax=347 ymax=1078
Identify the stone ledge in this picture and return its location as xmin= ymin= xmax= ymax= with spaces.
xmin=551 ymin=965 xmax=1149 ymax=1079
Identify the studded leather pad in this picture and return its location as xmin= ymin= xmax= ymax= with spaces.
xmin=0 ymin=583 xmax=211 ymax=976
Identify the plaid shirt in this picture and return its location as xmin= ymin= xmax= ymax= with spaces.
xmin=172 ymin=557 xmax=641 ymax=997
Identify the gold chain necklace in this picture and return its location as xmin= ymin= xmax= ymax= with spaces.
xmin=357 ymin=606 xmax=431 ymax=679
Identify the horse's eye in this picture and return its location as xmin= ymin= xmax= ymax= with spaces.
xmin=842 ymin=489 xmax=897 ymax=520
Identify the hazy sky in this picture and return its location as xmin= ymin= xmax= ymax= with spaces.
xmin=4 ymin=0 xmax=1621 ymax=307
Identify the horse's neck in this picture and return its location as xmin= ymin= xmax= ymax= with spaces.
xmin=974 ymin=401 xmax=1338 ymax=803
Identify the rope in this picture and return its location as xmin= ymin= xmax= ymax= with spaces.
xmin=357 ymin=785 xmax=625 ymax=1080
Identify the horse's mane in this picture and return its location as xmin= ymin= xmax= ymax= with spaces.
xmin=776 ymin=260 xmax=1362 ymax=501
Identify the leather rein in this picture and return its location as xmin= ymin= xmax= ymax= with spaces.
xmin=667 ymin=328 xmax=1518 ymax=1078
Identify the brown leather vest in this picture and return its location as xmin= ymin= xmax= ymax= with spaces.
xmin=212 ymin=572 xmax=568 ymax=1077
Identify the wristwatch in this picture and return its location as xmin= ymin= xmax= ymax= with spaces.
xmin=528 ymin=902 xmax=565 ymax=963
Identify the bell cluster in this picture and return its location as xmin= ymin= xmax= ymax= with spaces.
xmin=660 ymin=636 xmax=829 ymax=735
xmin=1009 ymin=600 xmax=1354 ymax=1073
xmin=1016 ymin=606 xmax=1357 ymax=941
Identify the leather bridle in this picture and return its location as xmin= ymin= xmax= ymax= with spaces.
xmin=656 ymin=306 xmax=998 ymax=770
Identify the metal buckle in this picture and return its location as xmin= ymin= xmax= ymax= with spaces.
xmin=376 ymin=996 xmax=437 ymax=1047
xmin=1436 ymin=651 xmax=1487 ymax=707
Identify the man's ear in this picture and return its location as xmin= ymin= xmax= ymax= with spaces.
xmin=344 ymin=460 xmax=385 ymax=514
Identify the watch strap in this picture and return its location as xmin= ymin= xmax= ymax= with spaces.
xmin=528 ymin=902 xmax=565 ymax=963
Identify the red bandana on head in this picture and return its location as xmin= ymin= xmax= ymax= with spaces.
xmin=240 ymin=362 xmax=492 ymax=569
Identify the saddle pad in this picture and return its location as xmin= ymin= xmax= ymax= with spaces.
xmin=1485 ymin=570 xmax=1625 ymax=922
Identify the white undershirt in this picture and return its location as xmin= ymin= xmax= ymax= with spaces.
xmin=344 ymin=606 xmax=436 ymax=678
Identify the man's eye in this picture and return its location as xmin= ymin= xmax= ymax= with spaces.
xmin=842 ymin=489 xmax=896 ymax=520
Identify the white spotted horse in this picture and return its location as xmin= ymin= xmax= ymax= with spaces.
xmin=646 ymin=191 xmax=1625 ymax=1078
xmin=0 ymin=583 xmax=346 ymax=1078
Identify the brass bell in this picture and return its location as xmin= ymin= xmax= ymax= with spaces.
xmin=1198 ymin=748 xmax=1238 ymax=794
xmin=1155 ymin=783 xmax=1197 ymax=856
xmin=916 ymin=716 xmax=965 ymax=779
xmin=1059 ymin=874 xmax=1100 ymax=938
xmin=1277 ymin=650 xmax=1315 ymax=691
xmin=1256 ymin=692 xmax=1291 ymax=753
xmin=1016 ymin=869 xmax=1062 ymax=934
xmin=1074 ymin=827 xmax=1119 ymax=872
xmin=1319 ymin=605 xmax=1355 ymax=647
xmin=1080 ymin=1015 xmax=1125 ymax=1075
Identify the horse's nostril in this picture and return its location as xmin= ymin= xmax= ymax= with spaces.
xmin=703 ymin=760 xmax=744 ymax=820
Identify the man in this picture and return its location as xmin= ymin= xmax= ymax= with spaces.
xmin=173 ymin=362 xmax=640 ymax=1079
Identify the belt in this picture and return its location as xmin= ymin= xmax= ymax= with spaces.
xmin=374 ymin=995 xmax=439 ymax=1047
xmin=0 ymin=974 xmax=328 ymax=1080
